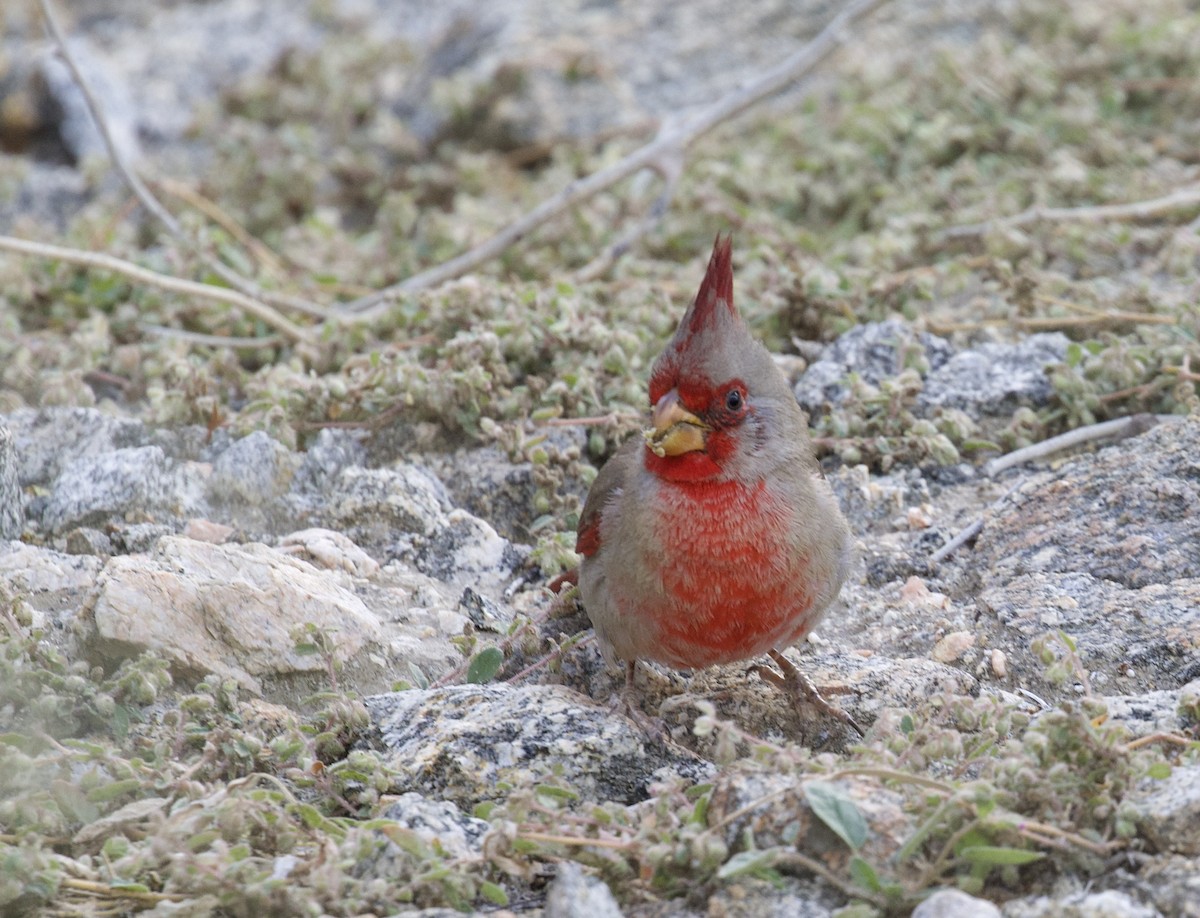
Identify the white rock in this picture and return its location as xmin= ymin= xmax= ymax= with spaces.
xmin=88 ymin=536 xmax=382 ymax=693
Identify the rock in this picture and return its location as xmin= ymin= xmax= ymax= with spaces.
xmin=327 ymin=464 xmax=454 ymax=544
xmin=705 ymin=767 xmax=911 ymax=865
xmin=793 ymin=319 xmax=953 ymax=413
xmin=543 ymin=862 xmax=622 ymax=918
xmin=974 ymin=416 xmax=1200 ymax=588
xmin=912 ymin=888 xmax=1001 ymax=918
xmin=0 ymin=425 xmax=21 ymax=539
xmin=42 ymin=445 xmax=206 ymax=535
xmin=0 ymin=541 xmax=104 ymax=625
xmin=1131 ymin=763 xmax=1200 ymax=855
xmin=976 ymin=574 xmax=1200 ymax=696
xmin=1003 ymin=888 xmax=1164 ymax=918
xmin=37 ymin=36 xmax=141 ymax=164
xmin=87 ymin=536 xmax=383 ymax=694
xmin=4 ymin=407 xmax=145 ymax=487
xmin=917 ymin=333 xmax=1068 ymax=416
xmin=1098 ymin=680 xmax=1200 ymax=740
xmin=292 ymin=428 xmax=368 ymax=494
xmin=325 ymin=463 xmax=523 ymax=592
xmin=1137 ymin=853 xmax=1200 ymax=918
xmin=378 ymin=792 xmax=491 ymax=859
xmin=182 ymin=518 xmax=235 ymax=544
xmin=209 ymin=430 xmax=297 ymax=507
xmin=280 ymin=528 xmax=380 ymax=577
xmin=63 ymin=527 xmax=115 ymax=557
xmin=365 ymin=684 xmax=713 ymax=809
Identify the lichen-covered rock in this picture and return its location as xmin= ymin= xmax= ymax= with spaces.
xmin=5 ymin=407 xmax=146 ymax=487
xmin=975 ymin=416 xmax=1200 ymax=588
xmin=378 ymin=792 xmax=491 ymax=859
xmin=543 ymin=863 xmax=623 ymax=918
xmin=365 ymin=683 xmax=714 ymax=809
xmin=793 ymin=319 xmax=953 ymax=413
xmin=977 ymin=574 xmax=1200 ymax=696
xmin=0 ymin=425 xmax=20 ymax=539
xmin=209 ymin=430 xmax=298 ymax=506
xmin=1131 ymin=763 xmax=1200 ymax=856
xmin=917 ymin=333 xmax=1068 ymax=416
xmin=912 ymin=888 xmax=1001 ymax=918
xmin=42 ymin=445 xmax=206 ymax=535
xmin=1002 ymin=888 xmax=1164 ymax=918
xmin=0 ymin=541 xmax=104 ymax=626
xmin=87 ymin=536 xmax=383 ymax=693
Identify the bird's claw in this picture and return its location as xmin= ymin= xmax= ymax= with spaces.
xmin=758 ymin=649 xmax=865 ymax=737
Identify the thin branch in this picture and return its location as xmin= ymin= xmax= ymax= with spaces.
xmin=38 ymin=0 xmax=329 ymax=322
xmin=574 ymin=155 xmax=684 ymax=282
xmin=153 ymin=177 xmax=290 ymax=279
xmin=140 ymin=324 xmax=284 ymax=350
xmin=343 ymin=0 xmax=888 ymax=318
xmin=929 ymin=518 xmax=984 ymax=565
xmin=774 ymin=850 xmax=886 ymax=905
xmin=984 ymin=414 xmax=1163 ymax=478
xmin=939 ymin=182 xmax=1200 ymax=241
xmin=0 ymin=234 xmax=312 ymax=343
xmin=541 ymin=411 xmax=641 ymax=428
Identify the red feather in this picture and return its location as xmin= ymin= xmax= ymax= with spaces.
xmin=686 ymin=233 xmax=735 ymax=337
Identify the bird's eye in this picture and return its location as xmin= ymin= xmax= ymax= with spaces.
xmin=725 ymin=389 xmax=743 ymax=411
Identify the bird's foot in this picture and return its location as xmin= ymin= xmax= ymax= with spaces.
xmin=757 ymin=648 xmax=864 ymax=737
xmin=607 ymin=660 xmax=667 ymax=742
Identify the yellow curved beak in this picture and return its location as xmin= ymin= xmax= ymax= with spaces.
xmin=643 ymin=389 xmax=709 ymax=457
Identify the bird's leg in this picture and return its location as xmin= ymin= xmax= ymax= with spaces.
xmin=757 ymin=648 xmax=864 ymax=737
xmin=605 ymin=660 xmax=666 ymax=741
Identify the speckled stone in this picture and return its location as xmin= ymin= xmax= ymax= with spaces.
xmin=365 ymin=683 xmax=713 ymax=809
xmin=543 ymin=862 xmax=622 ymax=918
xmin=793 ymin=319 xmax=953 ymax=413
xmin=975 ymin=415 xmax=1200 ymax=589
xmin=913 ymin=889 xmax=1001 ymax=918
xmin=0 ymin=425 xmax=21 ymax=539
xmin=1131 ymin=763 xmax=1200 ymax=856
xmin=43 ymin=445 xmax=205 ymax=535
xmin=917 ymin=333 xmax=1068 ymax=417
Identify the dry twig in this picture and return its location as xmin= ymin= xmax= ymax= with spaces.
xmin=37 ymin=0 xmax=329 ymax=319
xmin=0 ymin=234 xmax=311 ymax=343
xmin=984 ymin=414 xmax=1163 ymax=478
xmin=939 ymin=182 xmax=1200 ymax=241
xmin=343 ymin=0 xmax=888 ymax=318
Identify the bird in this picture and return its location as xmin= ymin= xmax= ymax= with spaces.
xmin=574 ymin=233 xmax=860 ymax=734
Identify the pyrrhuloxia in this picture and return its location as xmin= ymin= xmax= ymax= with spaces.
xmin=576 ymin=234 xmax=858 ymax=732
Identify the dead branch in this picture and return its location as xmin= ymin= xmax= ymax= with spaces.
xmin=984 ymin=414 xmax=1163 ymax=478
xmin=343 ymin=0 xmax=889 ymax=319
xmin=38 ymin=0 xmax=334 ymax=324
xmin=938 ymin=182 xmax=1200 ymax=241
xmin=0 ymin=234 xmax=312 ymax=344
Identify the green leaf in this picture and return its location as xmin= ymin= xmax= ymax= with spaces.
xmin=466 ymin=646 xmax=504 ymax=684
xmin=535 ymin=785 xmax=579 ymax=803
xmin=716 ymin=849 xmax=778 ymax=879
xmin=108 ymin=880 xmax=150 ymax=892
xmin=804 ymin=780 xmax=868 ymax=850
xmin=1147 ymin=762 xmax=1172 ymax=780
xmin=958 ymin=845 xmax=1044 ymax=866
xmin=86 ymin=779 xmax=142 ymax=803
xmin=848 ymin=855 xmax=881 ymax=892
xmin=479 ymin=881 xmax=509 ymax=906
xmin=899 ymin=714 xmax=914 ymax=735
xmin=407 ymin=662 xmax=429 ymax=690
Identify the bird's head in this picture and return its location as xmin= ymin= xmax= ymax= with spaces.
xmin=643 ymin=235 xmax=800 ymax=483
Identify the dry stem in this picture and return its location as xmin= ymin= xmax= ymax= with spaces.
xmin=343 ymin=0 xmax=888 ymax=318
